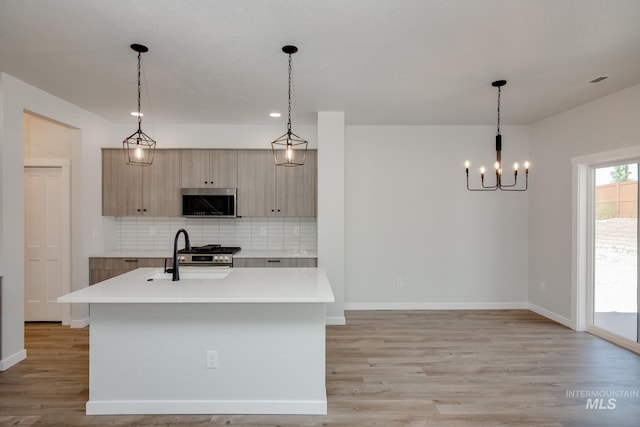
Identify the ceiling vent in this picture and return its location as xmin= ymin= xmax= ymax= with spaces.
xmin=589 ymin=76 xmax=608 ymax=83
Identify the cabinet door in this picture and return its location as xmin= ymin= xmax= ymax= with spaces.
xmin=102 ymin=149 xmax=143 ymax=216
xmin=89 ymin=257 xmax=167 ymax=285
xmin=144 ymin=149 xmax=181 ymax=216
xmin=210 ymin=149 xmax=238 ymax=188
xmin=181 ymin=149 xmax=238 ymax=188
xmin=276 ymin=150 xmax=317 ymax=216
xmin=237 ymin=150 xmax=275 ymax=217
xmin=181 ymin=149 xmax=209 ymax=187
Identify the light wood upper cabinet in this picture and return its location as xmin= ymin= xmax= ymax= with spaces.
xmin=181 ymin=149 xmax=237 ymax=188
xmin=103 ymin=148 xmax=316 ymax=218
xmin=277 ymin=150 xmax=317 ymax=217
xmin=237 ymin=150 xmax=275 ymax=217
xmin=237 ymin=149 xmax=317 ymax=217
xmin=102 ymin=149 xmax=181 ymax=216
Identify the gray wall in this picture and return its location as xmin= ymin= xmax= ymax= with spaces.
xmin=528 ymin=83 xmax=640 ymax=323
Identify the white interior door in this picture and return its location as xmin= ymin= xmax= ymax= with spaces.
xmin=24 ymin=166 xmax=68 ymax=321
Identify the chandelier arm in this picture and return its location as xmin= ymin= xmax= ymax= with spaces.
xmin=466 ymin=178 xmax=498 ymax=191
xmin=498 ymin=175 xmax=528 ymax=191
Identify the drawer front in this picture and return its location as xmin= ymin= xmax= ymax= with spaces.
xmin=234 ymin=258 xmax=317 ymax=268
xmin=90 ymin=257 xmax=167 ymax=270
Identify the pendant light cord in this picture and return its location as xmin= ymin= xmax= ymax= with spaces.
xmin=137 ymin=51 xmax=142 ymax=132
xmin=287 ymin=52 xmax=292 ymax=133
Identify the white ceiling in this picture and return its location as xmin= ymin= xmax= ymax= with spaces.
xmin=1 ymin=0 xmax=640 ymax=126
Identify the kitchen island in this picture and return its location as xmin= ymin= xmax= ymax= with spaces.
xmin=58 ymin=267 xmax=334 ymax=415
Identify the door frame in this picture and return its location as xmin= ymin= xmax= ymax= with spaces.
xmin=572 ymin=146 xmax=640 ymax=354
xmin=24 ymin=159 xmax=71 ymax=325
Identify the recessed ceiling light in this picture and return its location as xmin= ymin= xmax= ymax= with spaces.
xmin=130 ymin=111 xmax=143 ymax=117
xmin=269 ymin=112 xmax=282 ymax=118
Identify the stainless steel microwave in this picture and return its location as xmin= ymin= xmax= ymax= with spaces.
xmin=181 ymin=188 xmax=237 ymax=218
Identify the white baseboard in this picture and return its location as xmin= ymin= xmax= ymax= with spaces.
xmin=326 ymin=316 xmax=346 ymax=325
xmin=344 ymin=302 xmax=529 ymax=310
xmin=527 ymin=303 xmax=574 ymax=329
xmin=86 ymin=399 xmax=327 ymax=415
xmin=0 ymin=349 xmax=27 ymax=371
xmin=70 ymin=317 xmax=90 ymax=328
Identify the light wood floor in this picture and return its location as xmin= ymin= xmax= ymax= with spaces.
xmin=1 ymin=310 xmax=640 ymax=426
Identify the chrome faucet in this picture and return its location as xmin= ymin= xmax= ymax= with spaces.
xmin=172 ymin=228 xmax=191 ymax=281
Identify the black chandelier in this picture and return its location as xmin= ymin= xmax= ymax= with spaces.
xmin=465 ymin=80 xmax=529 ymax=191
xmin=271 ymin=45 xmax=308 ymax=167
xmin=123 ymin=43 xmax=156 ymax=166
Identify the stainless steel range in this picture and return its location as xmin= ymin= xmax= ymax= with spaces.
xmin=176 ymin=244 xmax=241 ymax=266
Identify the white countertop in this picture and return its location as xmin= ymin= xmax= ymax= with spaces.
xmin=58 ymin=267 xmax=334 ymax=304
xmin=90 ymin=249 xmax=317 ymax=259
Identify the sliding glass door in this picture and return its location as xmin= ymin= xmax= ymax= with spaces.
xmin=593 ymin=163 xmax=639 ymax=343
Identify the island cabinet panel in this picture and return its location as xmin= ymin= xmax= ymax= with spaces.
xmin=89 ymin=257 xmax=166 ymax=285
xmin=181 ymin=149 xmax=238 ymax=188
xmin=102 ymin=149 xmax=181 ymax=216
xmin=234 ymin=258 xmax=317 ymax=268
xmin=237 ymin=149 xmax=317 ymax=217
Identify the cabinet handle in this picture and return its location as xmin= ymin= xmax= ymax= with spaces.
xmin=124 ymin=259 xmax=139 ymax=263
xmin=267 ymin=259 xmax=281 ymax=263
xmin=137 ymin=209 xmax=141 ymax=212
xmin=143 ymin=208 xmax=147 ymax=212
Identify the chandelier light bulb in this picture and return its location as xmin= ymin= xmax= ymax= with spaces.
xmin=494 ymin=161 xmax=500 ymax=170
xmin=134 ymin=146 xmax=144 ymax=160
xmin=514 ymin=162 xmax=519 ymax=170
xmin=525 ymin=161 xmax=530 ymax=170
xmin=480 ymin=166 xmax=486 ymax=174
xmin=286 ymin=144 xmax=293 ymax=161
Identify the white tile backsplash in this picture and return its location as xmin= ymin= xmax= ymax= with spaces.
xmin=114 ymin=216 xmax=317 ymax=251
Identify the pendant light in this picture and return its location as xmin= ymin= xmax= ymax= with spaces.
xmin=271 ymin=45 xmax=308 ymax=167
xmin=123 ymin=43 xmax=156 ymax=166
xmin=465 ymin=80 xmax=529 ymax=191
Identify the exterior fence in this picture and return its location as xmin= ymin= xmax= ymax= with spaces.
xmin=595 ymin=181 xmax=638 ymax=219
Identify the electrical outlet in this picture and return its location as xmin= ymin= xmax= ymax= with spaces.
xmin=396 ymin=278 xmax=404 ymax=287
xmin=149 ymin=226 xmax=156 ymax=236
xmin=205 ymin=350 xmax=218 ymax=369
xmin=260 ymin=227 xmax=267 ymax=236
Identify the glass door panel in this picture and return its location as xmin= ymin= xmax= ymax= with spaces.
xmin=593 ymin=163 xmax=639 ymax=342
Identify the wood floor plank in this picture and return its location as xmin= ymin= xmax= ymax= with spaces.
xmin=1 ymin=311 xmax=639 ymax=426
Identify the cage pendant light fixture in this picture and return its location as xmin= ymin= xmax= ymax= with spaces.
xmin=465 ymin=80 xmax=529 ymax=191
xmin=271 ymin=45 xmax=307 ymax=167
xmin=123 ymin=43 xmax=156 ymax=166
